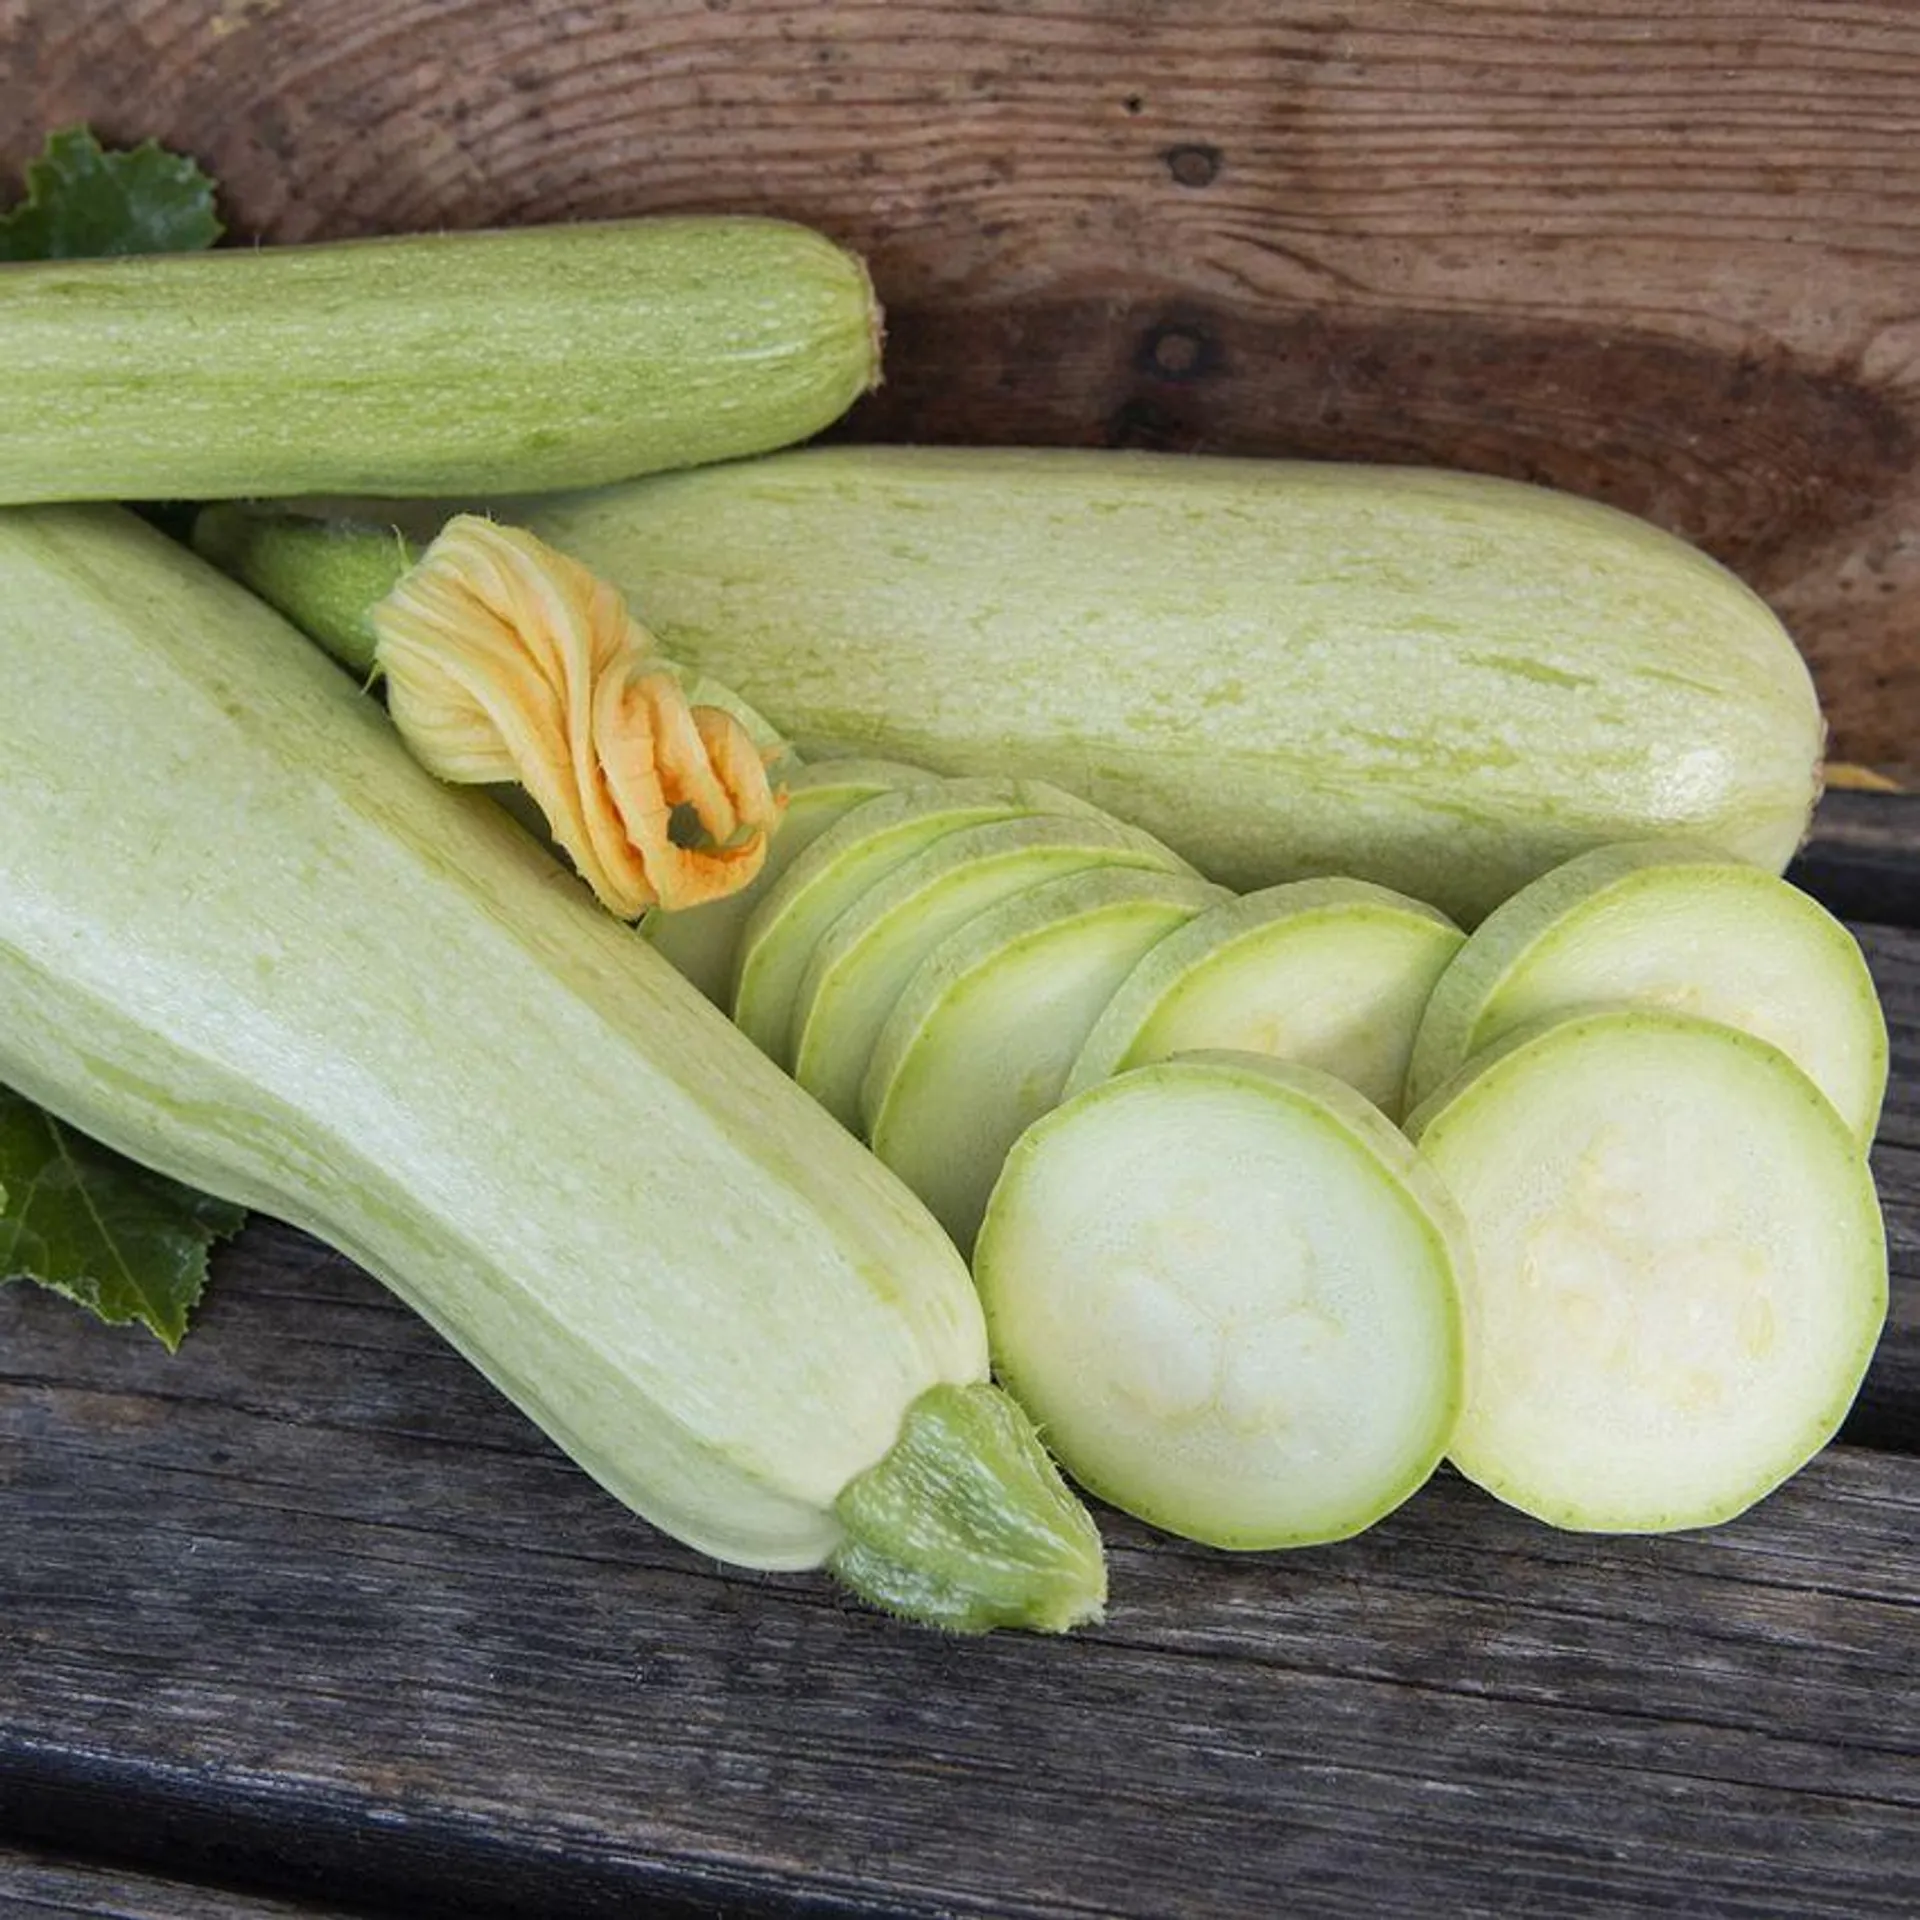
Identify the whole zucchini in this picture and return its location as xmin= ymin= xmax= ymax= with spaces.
xmin=0 ymin=219 xmax=879 ymax=502
xmin=0 ymin=505 xmax=1102 ymax=1634
xmin=516 ymin=448 xmax=1824 ymax=922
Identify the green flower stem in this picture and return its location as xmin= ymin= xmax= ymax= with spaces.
xmin=193 ymin=504 xmax=416 ymax=677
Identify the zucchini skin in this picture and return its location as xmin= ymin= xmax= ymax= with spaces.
xmin=0 ymin=506 xmax=987 ymax=1572
xmin=0 ymin=219 xmax=879 ymax=502
xmin=520 ymin=448 xmax=1825 ymax=923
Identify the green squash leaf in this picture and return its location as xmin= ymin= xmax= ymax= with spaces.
xmin=0 ymin=125 xmax=238 ymax=1348
xmin=0 ymin=125 xmax=222 ymax=261
xmin=0 ymin=1089 xmax=247 ymax=1351
xmin=0 ymin=1098 xmax=247 ymax=1351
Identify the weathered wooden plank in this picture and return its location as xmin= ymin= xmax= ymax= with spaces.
xmin=1793 ymin=792 xmax=1920 ymax=931
xmin=0 ymin=0 xmax=1915 ymax=774
xmin=1850 ymin=922 xmax=1918 ymax=1448
xmin=0 ymin=1850 xmax=365 ymax=1920
xmin=2 ymin=1201 xmax=1917 ymax=1918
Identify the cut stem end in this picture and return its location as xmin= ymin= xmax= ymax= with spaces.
xmin=830 ymin=1381 xmax=1107 ymax=1634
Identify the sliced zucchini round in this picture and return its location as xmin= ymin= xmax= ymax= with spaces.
xmin=1405 ymin=841 xmax=1888 ymax=1140
xmin=977 ymin=1052 xmax=1467 ymax=1549
xmin=643 ymin=757 xmax=932 ymax=1006
xmin=865 ymin=866 xmax=1225 ymax=1250
xmin=1065 ymin=878 xmax=1462 ymax=1119
xmin=791 ymin=811 xmax=1192 ymax=1131
xmin=1406 ymin=1008 xmax=1887 ymax=1532
xmin=731 ymin=776 xmax=1098 ymax=1064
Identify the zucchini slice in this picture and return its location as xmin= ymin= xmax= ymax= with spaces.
xmin=1404 ymin=842 xmax=1889 ymax=1140
xmin=791 ymin=811 xmax=1192 ymax=1130
xmin=977 ymin=1053 xmax=1467 ymax=1549
xmin=1065 ymin=878 xmax=1462 ymax=1119
xmin=1406 ymin=1009 xmax=1887 ymax=1532
xmin=732 ymin=777 xmax=1096 ymax=1064
xmin=864 ymin=867 xmax=1225 ymax=1250
xmin=644 ymin=757 xmax=932 ymax=1007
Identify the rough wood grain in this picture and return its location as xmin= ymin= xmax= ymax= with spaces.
xmin=1855 ymin=920 xmax=1919 ymax=1448
xmin=0 ymin=1850 xmax=367 ymax=1920
xmin=1793 ymin=792 xmax=1920 ymax=931
xmin=1 ymin=1230 xmax=1916 ymax=1920
xmin=0 ymin=0 xmax=1915 ymax=771
xmin=1835 ymin=921 xmax=1912 ymax=1443
xmin=0 ymin=914 xmax=1915 ymax=1918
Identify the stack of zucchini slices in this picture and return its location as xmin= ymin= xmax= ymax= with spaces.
xmin=652 ymin=771 xmax=1890 ymax=1554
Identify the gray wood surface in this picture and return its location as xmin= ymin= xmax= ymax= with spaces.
xmin=1 ymin=917 xmax=1915 ymax=1918
xmin=1854 ymin=920 xmax=1917 ymax=1449
xmin=0 ymin=1243 xmax=1915 ymax=1919
xmin=1792 ymin=793 xmax=1920 ymax=930
xmin=0 ymin=1851 xmax=365 ymax=1919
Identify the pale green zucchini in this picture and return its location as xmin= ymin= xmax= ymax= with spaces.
xmin=1406 ymin=1010 xmax=1886 ymax=1531
xmin=512 ymin=447 xmax=1825 ymax=923
xmin=977 ymin=1053 xmax=1467 ymax=1550
xmin=864 ymin=867 xmax=1227 ymax=1250
xmin=1403 ymin=842 xmax=1888 ymax=1140
xmin=0 ymin=219 xmax=880 ymax=502
xmin=0 ymin=506 xmax=1103 ymax=1634
xmin=644 ymin=758 xmax=934 ymax=1008
xmin=1064 ymin=878 xmax=1463 ymax=1120
xmin=790 ymin=810 xmax=1193 ymax=1130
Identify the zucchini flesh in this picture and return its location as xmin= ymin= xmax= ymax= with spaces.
xmin=864 ymin=867 xmax=1226 ymax=1250
xmin=791 ymin=810 xmax=1192 ymax=1130
xmin=644 ymin=758 xmax=933 ymax=1007
xmin=1406 ymin=1010 xmax=1886 ymax=1531
xmin=1404 ymin=842 xmax=1889 ymax=1140
xmin=515 ymin=447 xmax=1825 ymax=923
xmin=732 ymin=777 xmax=1097 ymax=1065
xmin=0 ymin=506 xmax=1103 ymax=1630
xmin=1065 ymin=878 xmax=1462 ymax=1120
xmin=0 ymin=219 xmax=880 ymax=502
xmin=977 ymin=1053 xmax=1466 ymax=1549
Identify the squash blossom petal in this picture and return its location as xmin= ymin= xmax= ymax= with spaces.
xmin=370 ymin=515 xmax=783 ymax=917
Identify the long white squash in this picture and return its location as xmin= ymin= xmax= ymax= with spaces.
xmin=0 ymin=506 xmax=1103 ymax=1634
xmin=516 ymin=448 xmax=1826 ymax=923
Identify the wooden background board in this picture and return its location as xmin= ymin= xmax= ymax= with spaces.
xmin=0 ymin=0 xmax=1915 ymax=775
xmin=1 ymin=1242 xmax=1916 ymax=1920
